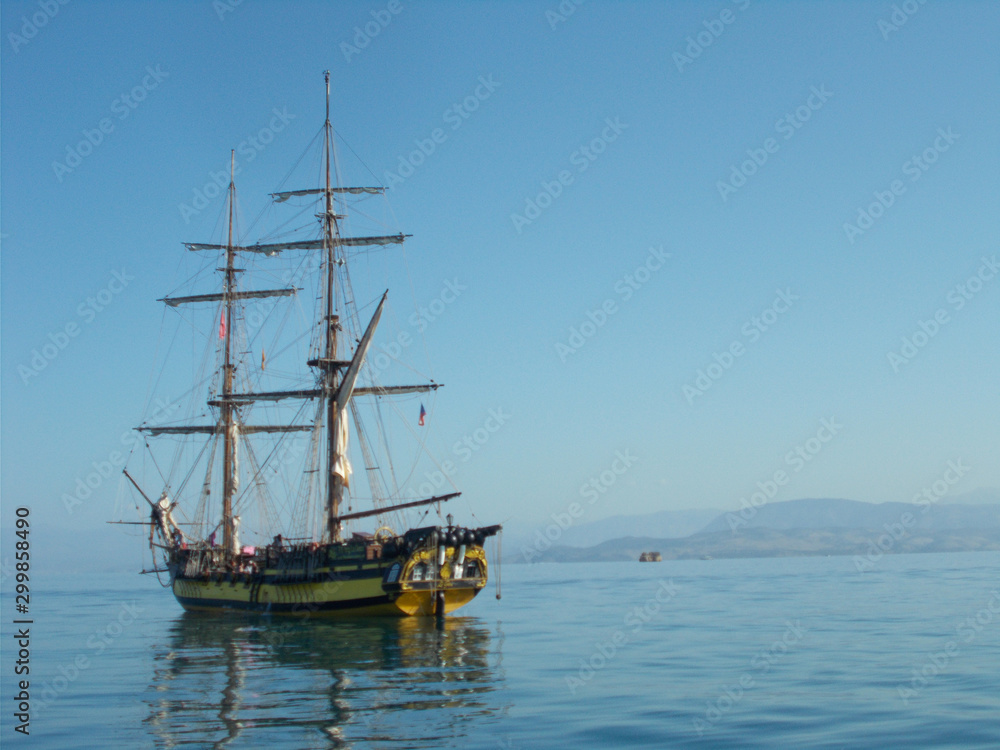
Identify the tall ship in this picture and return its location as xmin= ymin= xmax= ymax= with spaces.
xmin=120 ymin=72 xmax=500 ymax=616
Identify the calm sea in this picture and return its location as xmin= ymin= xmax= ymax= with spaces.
xmin=3 ymin=552 xmax=999 ymax=748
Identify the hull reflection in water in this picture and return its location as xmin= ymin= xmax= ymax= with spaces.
xmin=145 ymin=613 xmax=505 ymax=748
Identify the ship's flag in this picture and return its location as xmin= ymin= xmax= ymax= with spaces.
xmin=419 ymin=403 xmax=426 ymax=426
xmin=261 ymin=349 xmax=266 ymax=370
xmin=218 ymin=310 xmax=226 ymax=340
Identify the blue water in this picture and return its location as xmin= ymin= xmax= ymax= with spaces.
xmin=3 ymin=553 xmax=999 ymax=748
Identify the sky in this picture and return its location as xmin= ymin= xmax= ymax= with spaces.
xmin=2 ymin=0 xmax=998 ymax=571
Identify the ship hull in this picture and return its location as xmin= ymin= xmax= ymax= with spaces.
xmin=168 ymin=536 xmax=492 ymax=617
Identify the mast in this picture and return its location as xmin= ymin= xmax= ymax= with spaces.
xmin=221 ymin=150 xmax=237 ymax=556
xmin=322 ymin=71 xmax=346 ymax=542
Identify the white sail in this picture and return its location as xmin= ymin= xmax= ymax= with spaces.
xmin=157 ymin=492 xmax=184 ymax=543
xmin=330 ymin=292 xmax=388 ymax=489
xmin=229 ymin=515 xmax=241 ymax=556
xmin=335 ymin=292 xmax=387 ymax=413
xmin=332 ymin=414 xmax=351 ymax=487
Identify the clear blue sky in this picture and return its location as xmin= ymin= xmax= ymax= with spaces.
xmin=2 ymin=0 xmax=998 ymax=570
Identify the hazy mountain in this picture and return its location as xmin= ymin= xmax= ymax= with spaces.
xmin=517 ymin=497 xmax=1000 ymax=563
xmin=554 ymin=508 xmax=722 ymax=548
xmin=526 ymin=526 xmax=1000 ymax=563
xmin=698 ymin=497 xmax=1000 ymax=534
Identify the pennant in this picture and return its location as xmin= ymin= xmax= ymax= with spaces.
xmin=261 ymin=349 xmax=266 ymax=371
xmin=419 ymin=403 xmax=426 ymax=426
xmin=218 ymin=310 xmax=226 ymax=340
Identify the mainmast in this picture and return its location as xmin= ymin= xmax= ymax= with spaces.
xmin=221 ymin=150 xmax=237 ymax=556
xmin=322 ymin=71 xmax=346 ymax=542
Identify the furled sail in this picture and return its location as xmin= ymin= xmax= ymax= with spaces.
xmin=159 ymin=288 xmax=298 ymax=307
xmin=138 ymin=425 xmax=312 ymax=436
xmin=271 ymin=187 xmax=384 ymax=202
xmin=184 ymin=235 xmax=409 ymax=254
xmin=215 ymin=383 xmax=441 ymax=404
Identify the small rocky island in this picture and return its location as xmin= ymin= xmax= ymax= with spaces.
xmin=639 ymin=551 xmax=662 ymax=562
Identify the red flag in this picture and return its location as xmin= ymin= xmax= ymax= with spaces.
xmin=219 ymin=310 xmax=226 ymax=340
xmin=419 ymin=403 xmax=426 ymax=426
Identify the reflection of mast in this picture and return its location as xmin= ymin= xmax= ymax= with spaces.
xmin=218 ymin=636 xmax=245 ymax=746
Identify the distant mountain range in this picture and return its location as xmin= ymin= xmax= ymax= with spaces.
xmin=698 ymin=496 xmax=1000 ymax=534
xmin=513 ymin=492 xmax=1000 ymax=563
xmin=545 ymin=508 xmax=722 ymax=549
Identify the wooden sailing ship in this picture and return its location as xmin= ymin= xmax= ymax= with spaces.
xmin=121 ymin=72 xmax=500 ymax=616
